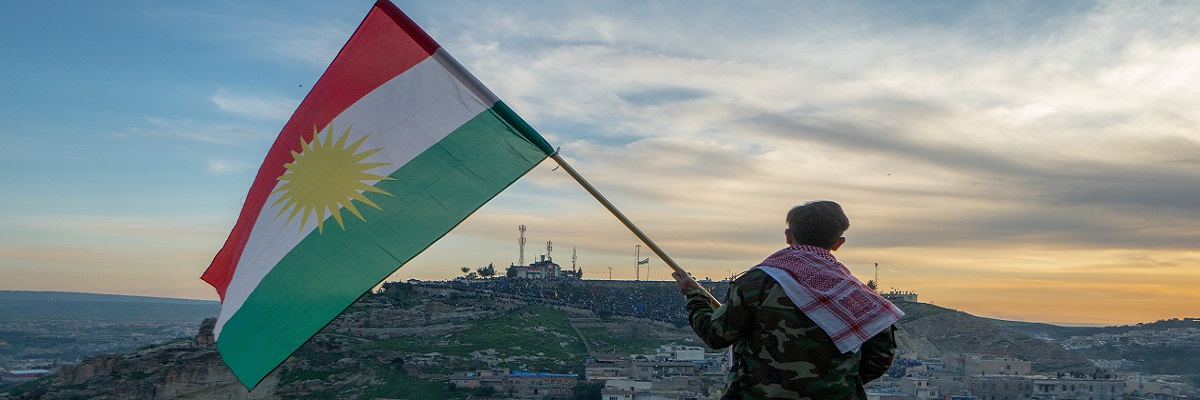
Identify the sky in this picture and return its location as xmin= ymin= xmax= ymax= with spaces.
xmin=2 ymin=1 xmax=1197 ymax=326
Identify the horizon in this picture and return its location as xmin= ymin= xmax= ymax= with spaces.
xmin=2 ymin=1 xmax=1198 ymax=326
xmin=1 ymin=286 xmax=1189 ymax=329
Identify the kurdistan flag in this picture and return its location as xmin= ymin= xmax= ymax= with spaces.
xmin=201 ymin=0 xmax=554 ymax=388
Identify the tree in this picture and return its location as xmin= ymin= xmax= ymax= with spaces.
xmin=866 ymin=279 xmax=878 ymax=292
xmin=460 ymin=266 xmax=470 ymax=277
xmin=477 ymin=263 xmax=496 ymax=278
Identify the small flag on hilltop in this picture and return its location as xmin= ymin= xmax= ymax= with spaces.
xmin=201 ymin=0 xmax=554 ymax=388
xmin=638 ymin=258 xmax=650 ymax=265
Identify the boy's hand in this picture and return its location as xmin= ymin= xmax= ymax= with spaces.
xmin=671 ymin=270 xmax=702 ymax=293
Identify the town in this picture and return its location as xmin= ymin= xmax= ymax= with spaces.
xmin=416 ymin=274 xmax=1198 ymax=400
xmin=3 ymin=260 xmax=1197 ymax=399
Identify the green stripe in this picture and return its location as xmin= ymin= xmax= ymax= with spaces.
xmin=218 ymin=106 xmax=548 ymax=387
xmin=494 ymin=100 xmax=555 ymax=156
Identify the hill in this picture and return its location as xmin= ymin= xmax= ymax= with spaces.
xmin=4 ymin=281 xmax=1110 ymax=399
xmin=0 ymin=291 xmax=219 ymax=322
xmin=893 ymin=302 xmax=1091 ymax=372
xmin=990 ymin=316 xmax=1200 ymax=340
xmin=3 ymin=283 xmax=702 ymax=399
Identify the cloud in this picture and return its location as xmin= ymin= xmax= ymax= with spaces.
xmin=0 ymin=214 xmax=228 ymax=299
xmin=390 ymin=1 xmax=1200 ymax=290
xmin=148 ymin=3 xmax=354 ymax=69
xmin=1 ymin=214 xmax=228 ymax=245
xmin=0 ymin=244 xmax=218 ymax=300
xmin=210 ymin=89 xmax=298 ymax=121
xmin=121 ymin=117 xmax=270 ymax=144
xmin=16 ymin=0 xmax=1198 ymax=323
xmin=207 ymin=158 xmax=255 ymax=175
xmin=619 ymin=87 xmax=711 ymax=107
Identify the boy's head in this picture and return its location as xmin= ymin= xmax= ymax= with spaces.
xmin=786 ymin=200 xmax=850 ymax=249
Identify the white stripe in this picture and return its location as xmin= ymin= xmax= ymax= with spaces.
xmin=214 ymin=52 xmax=492 ymax=339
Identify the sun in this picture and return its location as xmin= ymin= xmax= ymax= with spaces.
xmin=271 ymin=124 xmax=394 ymax=233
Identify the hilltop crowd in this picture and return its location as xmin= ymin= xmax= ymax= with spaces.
xmin=399 ymin=278 xmax=730 ymax=325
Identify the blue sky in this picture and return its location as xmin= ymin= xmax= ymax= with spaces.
xmin=2 ymin=1 xmax=1198 ymax=324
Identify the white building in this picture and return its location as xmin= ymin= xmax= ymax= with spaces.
xmin=655 ymin=345 xmax=705 ymax=361
xmin=1033 ymin=378 xmax=1123 ymax=400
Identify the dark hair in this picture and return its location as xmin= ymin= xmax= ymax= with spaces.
xmin=786 ymin=200 xmax=850 ymax=249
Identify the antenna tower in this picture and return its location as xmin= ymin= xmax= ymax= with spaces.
xmin=518 ymin=225 xmax=526 ymax=266
xmin=572 ymin=246 xmax=578 ymax=270
xmin=546 ymin=240 xmax=553 ymax=260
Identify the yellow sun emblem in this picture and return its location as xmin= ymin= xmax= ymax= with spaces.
xmin=271 ymin=124 xmax=394 ymax=233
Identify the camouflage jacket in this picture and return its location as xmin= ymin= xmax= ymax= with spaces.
xmin=683 ymin=269 xmax=897 ymax=400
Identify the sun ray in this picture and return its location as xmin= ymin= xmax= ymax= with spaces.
xmin=342 ymin=199 xmax=366 ymax=222
xmin=330 ymin=204 xmax=347 ymax=229
xmin=349 ymin=191 xmax=381 ymax=210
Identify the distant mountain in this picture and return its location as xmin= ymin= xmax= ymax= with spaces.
xmin=893 ymin=301 xmax=1093 ymax=372
xmin=989 ymin=316 xmax=1200 ymax=340
xmin=0 ymin=291 xmax=219 ymax=322
xmin=986 ymin=318 xmax=1101 ymax=340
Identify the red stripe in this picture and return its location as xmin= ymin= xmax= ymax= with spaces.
xmin=201 ymin=1 xmax=440 ymax=300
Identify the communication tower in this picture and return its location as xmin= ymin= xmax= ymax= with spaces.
xmin=546 ymin=240 xmax=553 ymax=261
xmin=518 ymin=225 xmax=526 ymax=266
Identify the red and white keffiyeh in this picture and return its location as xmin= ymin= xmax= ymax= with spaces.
xmin=754 ymin=245 xmax=904 ymax=353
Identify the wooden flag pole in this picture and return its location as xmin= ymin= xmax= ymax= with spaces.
xmin=549 ymin=151 xmax=721 ymax=306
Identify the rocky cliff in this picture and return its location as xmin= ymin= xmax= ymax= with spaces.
xmin=3 ymin=319 xmax=280 ymax=400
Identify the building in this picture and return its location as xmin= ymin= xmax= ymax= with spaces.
xmin=882 ymin=290 xmax=919 ymax=303
xmin=502 ymin=371 xmax=579 ymax=398
xmin=586 ymin=358 xmax=633 ymax=382
xmin=928 ymin=376 xmax=972 ymax=398
xmin=900 ymin=377 xmax=942 ymax=400
xmin=449 ymin=368 xmax=510 ymax=389
xmin=509 ymin=255 xmax=564 ymax=279
xmin=601 ymin=377 xmax=710 ymax=400
xmin=630 ymin=360 xmax=699 ymax=381
xmin=601 ymin=379 xmax=652 ymax=400
xmin=946 ymin=355 xmax=1032 ymax=376
xmin=452 ymin=368 xmax=579 ymax=397
xmin=922 ymin=360 xmax=946 ymax=374
xmin=866 ymin=391 xmax=915 ymax=400
xmin=1032 ymin=378 xmax=1123 ymax=400
xmin=587 ymin=345 xmax=727 ymax=398
xmin=654 ymin=345 xmax=705 ymax=362
xmin=967 ymin=376 xmax=1035 ymax=400
xmin=1128 ymin=378 xmax=1190 ymax=397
